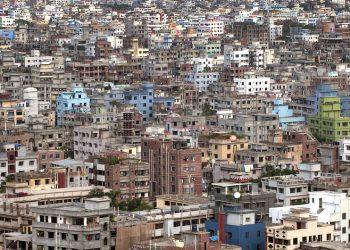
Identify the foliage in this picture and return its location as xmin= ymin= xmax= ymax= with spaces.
xmin=261 ymin=167 xmax=298 ymax=178
xmin=59 ymin=144 xmax=74 ymax=159
xmin=87 ymin=187 xmax=105 ymax=198
xmin=87 ymin=188 xmax=152 ymax=211
xmin=201 ymin=103 xmax=216 ymax=116
xmin=118 ymin=198 xmax=153 ymax=212
xmin=0 ymin=175 xmax=18 ymax=193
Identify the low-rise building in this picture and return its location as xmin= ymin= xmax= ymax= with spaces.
xmin=31 ymin=198 xmax=114 ymax=250
xmin=266 ymin=208 xmax=334 ymax=250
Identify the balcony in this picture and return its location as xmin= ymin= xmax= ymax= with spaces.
xmin=32 ymin=221 xmax=101 ymax=232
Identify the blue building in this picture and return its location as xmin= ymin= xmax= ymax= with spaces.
xmin=272 ymin=99 xmax=305 ymax=130
xmin=307 ymin=84 xmax=350 ymax=117
xmin=0 ymin=29 xmax=15 ymax=41
xmin=56 ymin=84 xmax=90 ymax=126
xmin=124 ymin=83 xmax=154 ymax=121
xmin=205 ymin=210 xmax=265 ymax=250
xmin=123 ymin=83 xmax=174 ymax=121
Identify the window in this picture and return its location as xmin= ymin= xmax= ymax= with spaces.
xmin=48 ymin=232 xmax=55 ymax=239
xmin=343 ymin=213 xmax=346 ymax=219
xmin=342 ymin=227 xmax=346 ymax=234
xmin=290 ymin=188 xmax=296 ymax=193
xmin=245 ymin=232 xmax=249 ymax=239
xmin=72 ymin=234 xmax=78 ymax=241
xmin=29 ymin=160 xmax=35 ymax=165
xmin=37 ymin=230 xmax=44 ymax=237
xmin=245 ymin=217 xmax=250 ymax=223
xmin=293 ymin=238 xmax=298 ymax=245
xmin=61 ymin=233 xmax=67 ymax=240
xmin=18 ymin=161 xmax=24 ymax=166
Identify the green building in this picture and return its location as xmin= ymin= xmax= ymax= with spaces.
xmin=195 ymin=43 xmax=221 ymax=57
xmin=308 ymin=96 xmax=350 ymax=142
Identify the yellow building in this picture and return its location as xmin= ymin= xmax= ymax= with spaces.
xmin=266 ymin=208 xmax=334 ymax=250
xmin=129 ymin=38 xmax=149 ymax=58
xmin=0 ymin=97 xmax=25 ymax=130
xmin=208 ymin=134 xmax=249 ymax=163
xmin=8 ymin=172 xmax=56 ymax=192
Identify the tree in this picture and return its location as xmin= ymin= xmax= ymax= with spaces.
xmin=87 ymin=187 xmax=105 ymax=198
xmin=107 ymin=191 xmax=120 ymax=208
xmin=201 ymin=103 xmax=216 ymax=116
xmin=59 ymin=144 xmax=74 ymax=159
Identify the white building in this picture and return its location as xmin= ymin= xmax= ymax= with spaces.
xmin=268 ymin=22 xmax=283 ymax=43
xmin=299 ymin=162 xmax=321 ymax=180
xmin=224 ymin=44 xmax=266 ymax=69
xmin=0 ymin=16 xmax=15 ymax=27
xmin=184 ymin=71 xmax=220 ymax=92
xmin=339 ymin=137 xmax=350 ymax=161
xmin=24 ymin=50 xmax=54 ymax=67
xmin=269 ymin=191 xmax=350 ymax=243
xmin=197 ymin=20 xmax=224 ymax=36
xmin=0 ymin=144 xmax=38 ymax=182
xmin=191 ymin=57 xmax=214 ymax=72
xmin=262 ymin=175 xmax=309 ymax=206
xmin=234 ymin=72 xmax=271 ymax=95
xmin=106 ymin=35 xmax=123 ymax=49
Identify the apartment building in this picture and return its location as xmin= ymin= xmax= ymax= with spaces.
xmin=73 ymin=124 xmax=114 ymax=160
xmin=24 ymin=50 xmax=54 ymax=67
xmin=51 ymin=159 xmax=89 ymax=188
xmin=234 ymin=72 xmax=271 ymax=95
xmin=0 ymin=144 xmax=38 ymax=182
xmin=31 ymin=198 xmax=113 ymax=250
xmin=232 ymin=22 xmax=269 ymax=46
xmin=56 ymin=83 xmax=90 ymax=127
xmin=86 ymin=157 xmax=149 ymax=199
xmin=218 ymin=113 xmax=279 ymax=144
xmin=266 ymin=208 xmax=334 ymax=250
xmin=36 ymin=149 xmax=64 ymax=170
xmin=212 ymin=182 xmax=276 ymax=220
xmin=141 ymin=135 xmax=202 ymax=198
xmin=270 ymin=191 xmax=350 ymax=243
xmin=207 ymin=133 xmax=249 ymax=163
xmin=262 ymin=175 xmax=309 ymax=206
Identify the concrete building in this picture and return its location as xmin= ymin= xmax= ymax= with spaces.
xmin=234 ymin=72 xmax=271 ymax=95
xmin=308 ymin=96 xmax=350 ymax=142
xmin=0 ymin=144 xmax=38 ymax=182
xmin=261 ymin=175 xmax=309 ymax=206
xmin=338 ymin=137 xmax=350 ymax=161
xmin=212 ymin=182 xmax=276 ymax=220
xmin=31 ymin=198 xmax=114 ymax=250
xmin=141 ymin=135 xmax=202 ymax=198
xmin=51 ymin=158 xmax=89 ymax=188
xmin=205 ymin=210 xmax=265 ymax=250
xmin=24 ymin=50 xmax=54 ymax=67
xmin=266 ymin=208 xmax=334 ymax=250
xmin=271 ymin=100 xmax=305 ymax=130
xmin=56 ymin=83 xmax=90 ymax=127
xmin=218 ymin=113 xmax=279 ymax=144
xmin=270 ymin=191 xmax=350 ymax=243
xmin=86 ymin=156 xmax=149 ymax=199
xmin=207 ymin=134 xmax=249 ymax=163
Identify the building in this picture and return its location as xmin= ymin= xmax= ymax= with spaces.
xmin=207 ymin=133 xmax=248 ymax=163
xmin=266 ymin=208 xmax=334 ymax=250
xmin=51 ymin=158 xmax=89 ymax=188
xmin=218 ymin=113 xmax=279 ymax=144
xmin=308 ymin=96 xmax=350 ymax=142
xmin=212 ymin=182 xmax=275 ymax=220
xmin=271 ymin=100 xmax=305 ymax=130
xmin=234 ymin=73 xmax=271 ymax=95
xmin=270 ymin=191 xmax=350 ymax=243
xmin=338 ymin=137 xmax=350 ymax=161
xmin=31 ymin=198 xmax=114 ymax=250
xmin=0 ymin=144 xmax=38 ymax=182
xmin=141 ymin=135 xmax=202 ymax=198
xmin=56 ymin=84 xmax=90 ymax=127
xmin=205 ymin=210 xmax=265 ymax=250
xmin=261 ymin=175 xmax=309 ymax=206
xmin=36 ymin=149 xmax=65 ymax=170
xmin=283 ymin=130 xmax=317 ymax=163
xmin=86 ymin=157 xmax=149 ymax=199
xmin=124 ymin=83 xmax=154 ymax=121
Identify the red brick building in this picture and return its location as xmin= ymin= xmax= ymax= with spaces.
xmin=283 ymin=130 xmax=317 ymax=163
xmin=141 ymin=136 xmax=202 ymax=198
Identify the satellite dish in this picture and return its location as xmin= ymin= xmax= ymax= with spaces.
xmin=233 ymin=192 xmax=241 ymax=199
